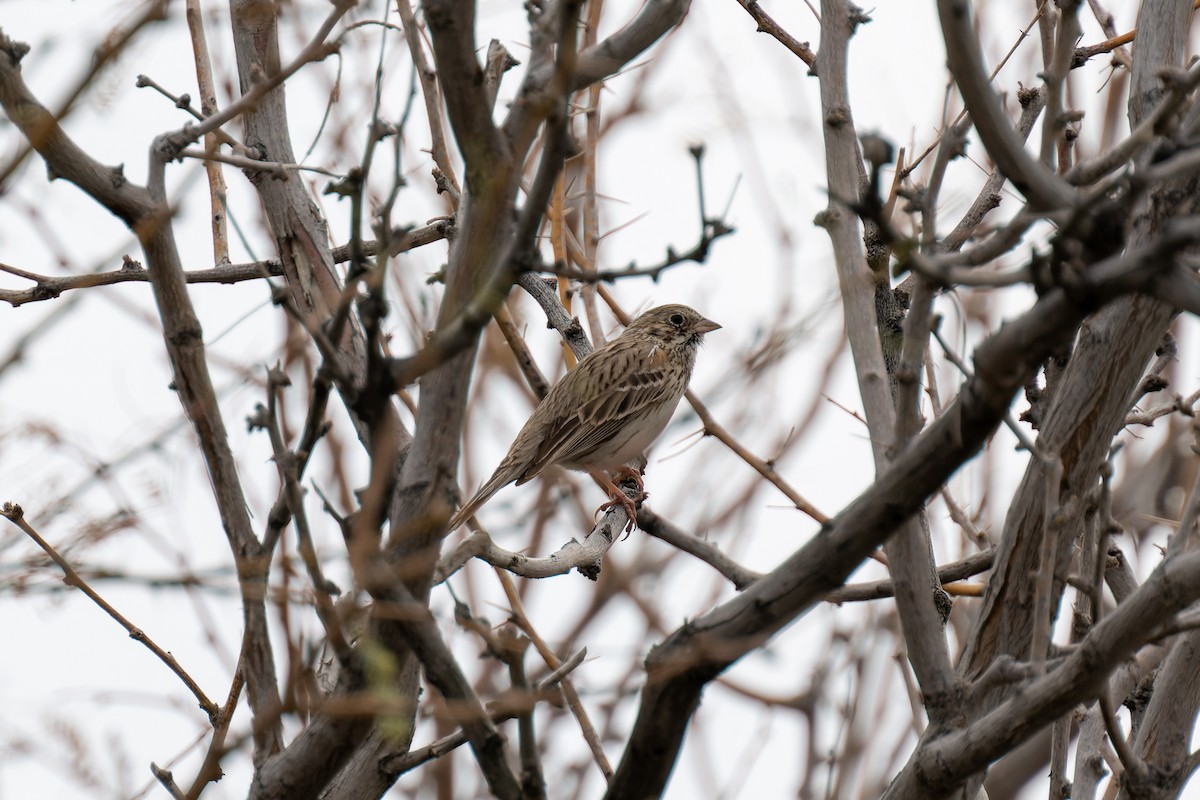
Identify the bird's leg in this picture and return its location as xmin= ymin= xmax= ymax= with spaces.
xmin=609 ymin=465 xmax=646 ymax=496
xmin=590 ymin=470 xmax=644 ymax=533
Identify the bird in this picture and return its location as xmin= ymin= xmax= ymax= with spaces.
xmin=447 ymin=304 xmax=720 ymax=533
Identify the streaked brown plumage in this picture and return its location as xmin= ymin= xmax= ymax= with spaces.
xmin=448 ymin=304 xmax=720 ymax=532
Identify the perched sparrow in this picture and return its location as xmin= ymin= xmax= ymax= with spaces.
xmin=447 ymin=304 xmax=720 ymax=532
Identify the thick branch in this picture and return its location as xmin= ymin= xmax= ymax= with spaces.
xmin=816 ymin=0 xmax=958 ymax=727
xmin=886 ymin=550 xmax=1200 ymax=797
xmin=422 ymin=0 xmax=509 ymax=193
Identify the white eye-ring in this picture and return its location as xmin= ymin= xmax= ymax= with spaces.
xmin=669 ymin=313 xmax=685 ymax=326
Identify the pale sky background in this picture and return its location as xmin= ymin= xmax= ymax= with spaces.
xmin=2 ymin=1 xmax=1198 ymax=798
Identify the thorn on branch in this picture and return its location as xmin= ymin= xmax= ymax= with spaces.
xmin=0 ymin=33 xmax=30 ymax=65
xmin=266 ymin=362 xmax=291 ymax=389
xmin=246 ymin=403 xmax=271 ymax=432
xmin=1072 ymin=27 xmax=1134 ymax=69
xmin=432 ymin=167 xmax=460 ymax=205
xmin=373 ymin=119 xmax=397 ymax=142
xmin=1139 ymin=374 xmax=1170 ymax=396
xmin=848 ymin=4 xmax=872 ymax=27
xmin=324 ymin=167 xmax=362 ymax=198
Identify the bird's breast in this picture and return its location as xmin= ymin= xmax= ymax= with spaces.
xmin=587 ymin=395 xmax=680 ymax=471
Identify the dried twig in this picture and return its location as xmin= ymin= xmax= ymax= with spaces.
xmin=1 ymin=503 xmax=220 ymax=721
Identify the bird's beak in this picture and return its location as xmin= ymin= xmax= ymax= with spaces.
xmin=691 ymin=317 xmax=721 ymax=334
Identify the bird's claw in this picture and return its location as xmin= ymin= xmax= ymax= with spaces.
xmin=610 ymin=466 xmax=646 ymax=495
xmin=596 ymin=482 xmax=646 ymax=538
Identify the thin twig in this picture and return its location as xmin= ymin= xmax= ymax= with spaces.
xmin=1098 ymin=684 xmax=1150 ymax=784
xmin=638 ymin=508 xmax=762 ymax=590
xmin=150 ymin=764 xmax=187 ymax=800
xmin=931 ymin=324 xmax=1039 ymax=454
xmin=253 ymin=368 xmax=352 ymax=664
xmin=1 ymin=502 xmax=219 ymax=721
xmin=378 ymin=647 xmax=584 ymax=778
xmin=184 ymin=648 xmax=246 ymax=799
xmin=732 ymin=0 xmax=817 ymax=67
xmin=396 ymin=0 xmax=461 ymax=200
xmin=157 ymin=1 xmax=354 ymax=156
xmin=1071 ymin=2 xmax=1200 ymax=67
xmin=825 ymin=549 xmax=995 ymax=603
xmin=496 ymin=569 xmax=614 ymax=781
xmin=178 ymin=146 xmax=340 ymax=177
xmin=0 ymin=220 xmax=449 ymax=307
xmin=902 ymin=6 xmax=1044 ymax=179
xmin=183 ymin=0 xmax=231 ymax=264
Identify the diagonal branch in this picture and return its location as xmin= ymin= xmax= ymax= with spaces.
xmin=937 ymin=0 xmax=1075 ymax=210
xmin=2 ymin=503 xmax=220 ymax=722
xmin=0 ymin=1 xmax=169 ymax=187
xmin=886 ymin=549 xmax=1200 ymax=797
xmin=422 ymin=0 xmax=509 ymax=192
xmin=159 ymin=0 xmax=353 ymax=157
xmin=360 ymin=563 xmax=522 ymax=799
xmin=502 ymin=0 xmax=692 ymax=152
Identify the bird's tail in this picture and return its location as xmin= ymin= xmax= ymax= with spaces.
xmin=446 ymin=471 xmax=508 ymax=533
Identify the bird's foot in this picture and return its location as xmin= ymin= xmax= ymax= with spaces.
xmin=596 ymin=493 xmax=639 ymax=536
xmin=610 ymin=465 xmax=646 ymax=496
xmin=596 ymin=476 xmax=646 ymax=537
xmin=587 ymin=467 xmax=647 ymax=536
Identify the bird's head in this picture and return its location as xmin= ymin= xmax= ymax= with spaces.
xmin=629 ymin=304 xmax=721 ymax=348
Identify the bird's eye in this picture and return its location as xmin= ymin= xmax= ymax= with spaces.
xmin=669 ymin=313 xmax=685 ymax=326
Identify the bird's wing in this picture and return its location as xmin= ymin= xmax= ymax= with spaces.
xmin=517 ymin=341 xmax=677 ymax=482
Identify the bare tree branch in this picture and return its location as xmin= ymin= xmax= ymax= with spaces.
xmin=937 ymin=0 xmax=1075 ymax=210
